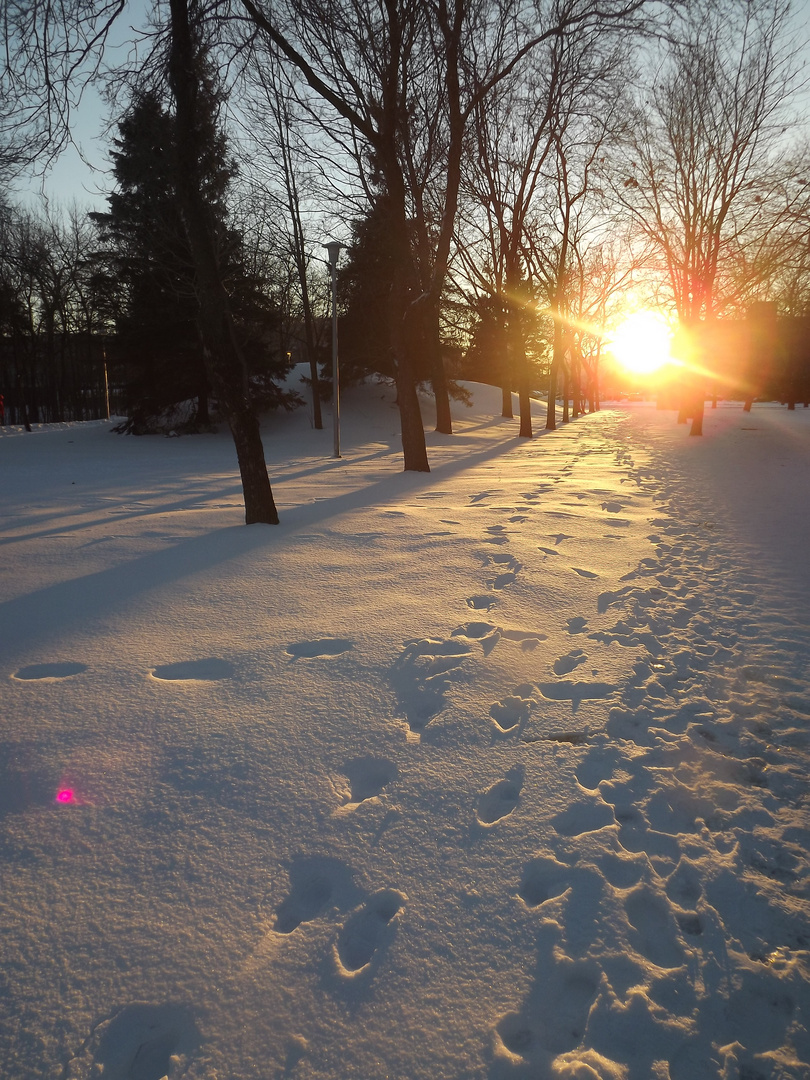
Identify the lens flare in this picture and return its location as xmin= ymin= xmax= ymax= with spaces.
xmin=56 ymin=789 xmax=76 ymax=804
xmin=607 ymin=311 xmax=673 ymax=376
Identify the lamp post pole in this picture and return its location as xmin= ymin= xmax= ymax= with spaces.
xmin=324 ymin=242 xmax=344 ymax=458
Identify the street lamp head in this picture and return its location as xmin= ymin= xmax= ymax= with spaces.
xmin=323 ymin=241 xmax=344 ymax=267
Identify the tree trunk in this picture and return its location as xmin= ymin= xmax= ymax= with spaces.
xmin=503 ymin=277 xmax=531 ymax=437
xmin=500 ymin=310 xmax=513 ymax=418
xmin=425 ymin=300 xmax=452 ymax=434
xmin=689 ymin=393 xmax=704 ymax=435
xmin=512 ymin=322 xmax=532 ymax=439
xmin=300 ymin=289 xmax=322 ymax=430
xmin=168 ymin=0 xmax=278 ymax=523
xmin=514 ymin=321 xmax=533 ymax=436
xmin=390 ymin=276 xmax=429 ymax=471
xmin=297 ymin=236 xmax=322 ymax=431
xmin=396 ymin=358 xmax=430 ymax=471
xmin=546 ymin=359 xmax=557 ymax=430
xmin=546 ymin=318 xmax=565 ymax=431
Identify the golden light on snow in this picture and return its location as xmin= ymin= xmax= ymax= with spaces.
xmin=607 ymin=311 xmax=673 ymax=376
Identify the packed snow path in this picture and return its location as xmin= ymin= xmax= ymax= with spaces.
xmin=1 ymin=387 xmax=808 ymax=1080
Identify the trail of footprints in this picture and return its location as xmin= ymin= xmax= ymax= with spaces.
xmin=26 ymin=464 xmax=808 ymax=1073
xmin=10 ymin=637 xmax=356 ymax=684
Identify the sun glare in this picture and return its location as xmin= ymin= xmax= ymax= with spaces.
xmin=608 ymin=311 xmax=673 ymax=376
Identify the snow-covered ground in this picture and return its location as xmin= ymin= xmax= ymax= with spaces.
xmin=1 ymin=379 xmax=808 ymax=1080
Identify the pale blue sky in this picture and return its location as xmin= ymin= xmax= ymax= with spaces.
xmin=14 ymin=0 xmax=810 ymax=214
xmin=13 ymin=0 xmax=151 ymax=211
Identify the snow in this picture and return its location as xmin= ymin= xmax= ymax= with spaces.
xmin=1 ymin=377 xmax=809 ymax=1080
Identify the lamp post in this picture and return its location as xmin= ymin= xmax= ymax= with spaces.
xmin=324 ymin=242 xmax=344 ymax=458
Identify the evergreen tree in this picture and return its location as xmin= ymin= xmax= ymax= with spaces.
xmin=93 ymin=87 xmax=296 ymax=434
xmin=338 ymin=199 xmax=430 ymax=387
xmin=92 ymin=92 xmax=206 ymax=430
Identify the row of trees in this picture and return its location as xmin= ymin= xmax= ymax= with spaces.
xmin=0 ymin=202 xmax=111 ymax=427
xmin=3 ymin=0 xmax=810 ymax=519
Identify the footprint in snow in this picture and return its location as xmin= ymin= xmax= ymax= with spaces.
xmin=476 ymin=767 xmax=523 ymax=826
xmin=494 ymin=965 xmax=600 ymax=1062
xmin=80 ymin=1002 xmax=200 ymax=1080
xmin=624 ymin=884 xmax=685 ymax=969
xmin=390 ymin=636 xmax=472 ymax=734
xmin=334 ymin=889 xmax=406 ymax=976
xmin=574 ymin=745 xmax=623 ymax=791
xmin=151 ymin=658 xmax=234 ymax=681
xmin=286 ymin=638 xmax=353 ymax=659
xmin=665 ymin=860 xmax=703 ymax=909
xmin=274 ymin=857 xmax=356 ymax=934
xmin=553 ymin=649 xmax=587 ymax=676
xmin=676 ymin=912 xmax=704 ymax=937
xmin=339 ymin=756 xmax=398 ymax=806
xmin=12 ymin=661 xmax=87 ymax=681
xmin=452 ymin=620 xmax=501 ymax=655
xmin=486 ymin=551 xmax=520 ymax=567
xmin=467 ymin=594 xmax=497 ymax=611
xmin=484 ymin=552 xmax=522 ymax=589
xmin=518 ymin=856 xmax=570 ymax=906
xmin=490 ymin=684 xmax=535 ymax=733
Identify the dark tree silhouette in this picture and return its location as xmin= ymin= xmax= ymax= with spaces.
xmin=91 ymin=92 xmax=212 ymax=431
xmin=167 ymin=0 xmax=279 ymax=522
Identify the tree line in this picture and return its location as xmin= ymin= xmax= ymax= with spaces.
xmin=3 ymin=0 xmax=810 ymax=519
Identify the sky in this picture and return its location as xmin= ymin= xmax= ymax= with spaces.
xmin=13 ymin=0 xmax=810 ymax=216
xmin=12 ymin=0 xmax=152 ymax=212
xmin=1 ymin=378 xmax=809 ymax=1079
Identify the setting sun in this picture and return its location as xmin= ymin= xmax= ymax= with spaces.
xmin=607 ymin=311 xmax=673 ymax=376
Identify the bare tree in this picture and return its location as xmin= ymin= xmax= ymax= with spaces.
xmin=617 ymin=0 xmax=803 ymax=432
xmin=459 ymin=0 xmax=646 ymax=436
xmin=1 ymin=0 xmax=127 ymax=183
xmin=239 ymin=51 xmax=333 ymax=428
xmin=236 ymin=0 xmax=659 ymax=467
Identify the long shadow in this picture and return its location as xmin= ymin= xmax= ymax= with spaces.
xmin=0 ymin=479 xmax=243 ymax=547
xmin=1 ymin=410 xmax=567 ymax=660
xmin=276 ymin=425 xmax=549 ymax=533
xmin=0 ymin=523 xmax=280 ymax=662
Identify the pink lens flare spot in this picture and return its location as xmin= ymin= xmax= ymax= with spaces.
xmin=56 ymin=789 xmax=76 ymax=804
